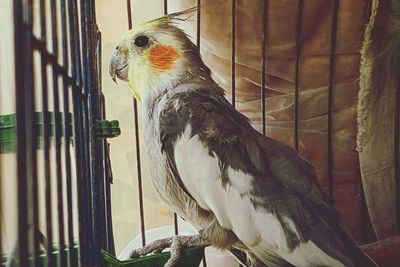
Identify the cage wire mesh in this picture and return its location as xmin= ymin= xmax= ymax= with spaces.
xmin=1 ymin=0 xmax=400 ymax=266
xmin=1 ymin=0 xmax=115 ymax=266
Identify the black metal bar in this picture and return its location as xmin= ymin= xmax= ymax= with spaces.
xmin=79 ymin=1 xmax=96 ymax=265
xmin=396 ymin=47 xmax=400 ymax=233
xmin=173 ymin=213 xmax=179 ymax=236
xmin=60 ymin=0 xmax=76 ymax=264
xmin=294 ymin=0 xmax=303 ymax=150
xmin=97 ymin=29 xmax=114 ymax=254
xmin=231 ymin=0 xmax=236 ymax=107
xmin=14 ymin=0 xmax=34 ymax=265
xmin=66 ymin=0 xmax=89 ymax=265
xmin=71 ymin=84 xmax=87 ymax=267
xmin=327 ymin=0 xmax=339 ymax=204
xmin=69 ymin=0 xmax=83 ymax=87
xmin=49 ymin=1 xmax=67 ymax=266
xmin=126 ymin=0 xmax=147 ymax=247
xmin=196 ymin=0 xmax=201 ymax=49
xmin=39 ymin=0 xmax=55 ymax=265
xmin=164 ymin=0 xmax=168 ymax=16
xmin=260 ymin=0 xmax=267 ymax=135
xmin=85 ymin=0 xmax=109 ymax=264
xmin=66 ymin=0 xmax=82 ymax=250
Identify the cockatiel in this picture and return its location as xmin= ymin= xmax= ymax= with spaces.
xmin=109 ymin=9 xmax=377 ymax=267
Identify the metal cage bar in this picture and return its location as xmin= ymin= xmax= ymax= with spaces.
xmin=260 ymin=0 xmax=267 ymax=136
xmin=327 ymin=0 xmax=339 ymax=204
xmin=231 ymin=0 xmax=236 ymax=107
xmin=48 ymin=1 xmax=68 ymax=266
xmin=12 ymin=0 xmax=113 ymax=266
xmin=60 ymin=0 xmax=77 ymax=263
xmin=196 ymin=0 xmax=201 ymax=49
xmin=14 ymin=0 xmax=36 ymax=266
xmin=38 ymin=0 xmax=56 ymax=265
xmin=126 ymin=0 xmax=147 ymax=247
xmin=294 ymin=0 xmax=303 ymax=150
xmin=396 ymin=41 xmax=400 ymax=233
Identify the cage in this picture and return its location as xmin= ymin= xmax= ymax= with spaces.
xmin=1 ymin=0 xmax=400 ymax=267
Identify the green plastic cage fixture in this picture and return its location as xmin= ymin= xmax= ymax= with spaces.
xmin=0 ymin=111 xmax=121 ymax=153
xmin=101 ymin=247 xmax=205 ymax=267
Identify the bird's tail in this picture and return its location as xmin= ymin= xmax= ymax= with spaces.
xmin=336 ymin=224 xmax=378 ymax=267
xmin=323 ymin=216 xmax=378 ymax=267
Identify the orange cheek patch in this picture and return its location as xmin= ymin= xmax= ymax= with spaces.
xmin=149 ymin=45 xmax=179 ymax=70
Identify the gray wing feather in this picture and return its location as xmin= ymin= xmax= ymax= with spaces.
xmin=159 ymin=88 xmax=376 ymax=267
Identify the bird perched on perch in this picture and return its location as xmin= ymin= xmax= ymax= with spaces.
xmin=109 ymin=8 xmax=377 ymax=267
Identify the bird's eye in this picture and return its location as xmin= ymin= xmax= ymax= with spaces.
xmin=134 ymin=35 xmax=149 ymax=47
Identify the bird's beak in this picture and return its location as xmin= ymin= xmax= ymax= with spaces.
xmin=109 ymin=47 xmax=129 ymax=83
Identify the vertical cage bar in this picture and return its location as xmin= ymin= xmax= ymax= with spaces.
xmin=96 ymin=29 xmax=115 ymax=254
xmin=39 ymin=0 xmax=55 ymax=265
xmin=69 ymin=0 xmax=83 ymax=86
xmin=327 ymin=0 xmax=339 ymax=203
xmin=80 ymin=1 xmax=96 ymax=265
xmin=164 ymin=0 xmax=168 ymax=16
xmin=72 ymin=84 xmax=87 ymax=266
xmin=126 ymin=0 xmax=146 ymax=247
xmin=196 ymin=0 xmax=201 ymax=49
xmin=66 ymin=1 xmax=83 ymax=262
xmin=231 ymin=0 xmax=236 ymax=107
xmin=173 ymin=213 xmax=179 ymax=236
xmin=49 ymin=0 xmax=67 ymax=265
xmin=396 ymin=51 xmax=400 ymax=233
xmin=60 ymin=0 xmax=76 ymax=263
xmin=32 ymin=63 xmax=40 ymax=267
xmin=87 ymin=0 xmax=109 ymax=263
xmin=14 ymin=0 xmax=37 ymax=266
xmin=68 ymin=0 xmax=93 ymax=264
xmin=104 ymin=141 xmax=116 ymax=254
xmin=72 ymin=83 xmax=88 ymax=265
xmin=260 ymin=0 xmax=267 ymax=135
xmin=294 ymin=0 xmax=303 ymax=150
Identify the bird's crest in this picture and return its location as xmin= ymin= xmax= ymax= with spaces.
xmin=145 ymin=6 xmax=197 ymax=27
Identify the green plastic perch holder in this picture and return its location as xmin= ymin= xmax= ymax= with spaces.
xmin=96 ymin=119 xmax=121 ymax=139
xmin=101 ymin=247 xmax=205 ymax=267
xmin=0 ymin=111 xmax=74 ymax=153
xmin=0 ymin=112 xmax=121 ymax=153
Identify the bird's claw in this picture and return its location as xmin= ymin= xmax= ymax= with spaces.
xmin=129 ymin=234 xmax=210 ymax=267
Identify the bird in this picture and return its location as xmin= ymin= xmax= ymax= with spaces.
xmin=108 ymin=8 xmax=377 ymax=267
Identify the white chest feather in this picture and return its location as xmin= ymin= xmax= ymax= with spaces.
xmin=173 ymin=125 xmax=344 ymax=267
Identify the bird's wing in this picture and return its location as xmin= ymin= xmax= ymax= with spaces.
xmin=158 ymin=88 xmax=375 ymax=267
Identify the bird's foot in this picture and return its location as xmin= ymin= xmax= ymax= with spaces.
xmin=129 ymin=234 xmax=210 ymax=267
